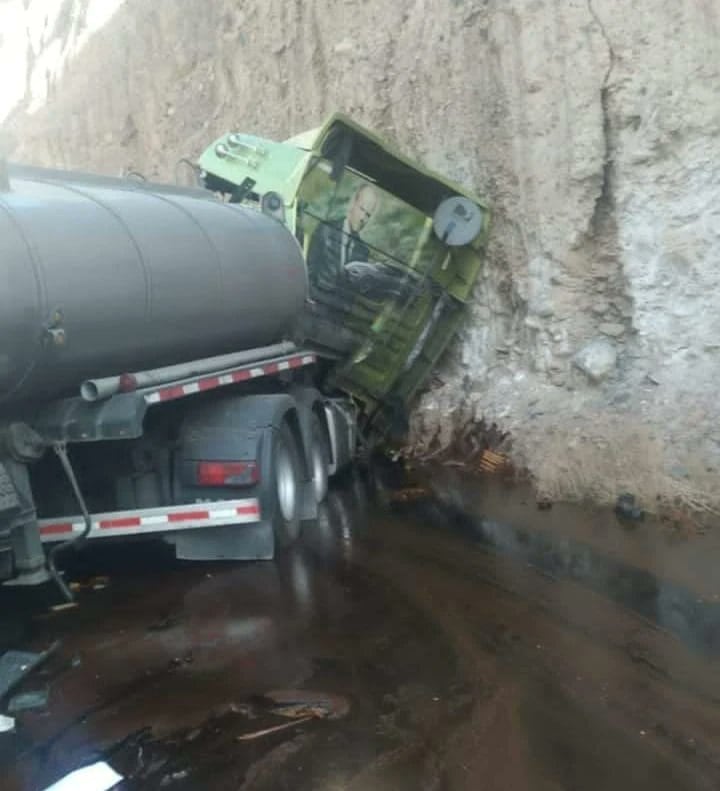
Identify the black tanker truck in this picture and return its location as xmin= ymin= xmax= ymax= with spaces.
xmin=0 ymin=114 xmax=489 ymax=594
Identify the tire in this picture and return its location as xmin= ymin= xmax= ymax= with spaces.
xmin=309 ymin=413 xmax=330 ymax=505
xmin=270 ymin=422 xmax=302 ymax=548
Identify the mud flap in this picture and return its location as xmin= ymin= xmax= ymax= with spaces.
xmin=168 ymin=522 xmax=274 ymax=561
xmin=0 ymin=459 xmax=51 ymax=585
xmin=288 ymin=387 xmax=326 ymax=522
xmin=0 ymin=462 xmax=19 ymax=580
xmin=0 ymin=546 xmax=11 ymax=582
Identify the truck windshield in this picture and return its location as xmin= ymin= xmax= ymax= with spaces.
xmin=299 ymin=162 xmax=445 ymax=308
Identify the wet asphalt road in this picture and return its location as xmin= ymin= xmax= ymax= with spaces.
xmin=2 ymin=467 xmax=720 ymax=790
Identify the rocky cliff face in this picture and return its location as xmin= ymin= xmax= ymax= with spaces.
xmin=3 ymin=0 xmax=719 ymax=511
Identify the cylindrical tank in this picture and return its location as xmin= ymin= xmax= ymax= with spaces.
xmin=0 ymin=164 xmax=307 ymax=411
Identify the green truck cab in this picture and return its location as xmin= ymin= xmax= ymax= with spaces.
xmin=199 ymin=114 xmax=490 ymax=441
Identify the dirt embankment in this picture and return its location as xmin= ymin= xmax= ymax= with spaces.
xmin=3 ymin=0 xmax=719 ymax=512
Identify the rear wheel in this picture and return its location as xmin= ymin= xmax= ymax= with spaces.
xmin=270 ymin=423 xmax=302 ymax=548
xmin=309 ymin=413 xmax=330 ymax=505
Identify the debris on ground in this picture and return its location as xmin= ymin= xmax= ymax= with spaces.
xmin=477 ymin=449 xmax=511 ymax=474
xmin=210 ymin=701 xmax=255 ymax=718
xmin=159 ymin=769 xmax=189 ymax=786
xmin=388 ymin=486 xmax=429 ymax=503
xmin=0 ymin=641 xmax=60 ymax=699
xmin=236 ymin=715 xmax=314 ymax=742
xmin=50 ymin=602 xmax=79 ymax=613
xmin=536 ymin=498 xmax=553 ymax=511
xmin=234 ymin=689 xmax=350 ymax=741
xmin=261 ymin=689 xmax=350 ymax=720
xmin=7 ymin=688 xmax=49 ymax=714
xmin=434 ymin=448 xmax=513 ymax=476
xmin=69 ymin=576 xmax=111 ymax=593
xmin=168 ymin=651 xmax=194 ymax=668
xmin=0 ymin=714 xmax=15 ymax=733
xmin=615 ymin=492 xmax=644 ymax=522
xmin=271 ymin=704 xmax=324 ymax=719
xmin=41 ymin=761 xmax=123 ymax=791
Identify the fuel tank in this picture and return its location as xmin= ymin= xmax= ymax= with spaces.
xmin=0 ymin=164 xmax=307 ymax=411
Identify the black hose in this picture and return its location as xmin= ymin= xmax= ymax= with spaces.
xmin=46 ymin=443 xmax=92 ymax=602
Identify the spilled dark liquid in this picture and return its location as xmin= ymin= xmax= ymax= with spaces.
xmin=1 ymin=467 xmax=719 ymax=790
xmin=405 ymin=493 xmax=720 ymax=657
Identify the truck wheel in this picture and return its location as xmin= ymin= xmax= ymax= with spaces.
xmin=309 ymin=413 xmax=329 ymax=505
xmin=271 ymin=423 xmax=302 ymax=548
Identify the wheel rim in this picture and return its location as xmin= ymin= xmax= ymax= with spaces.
xmin=276 ymin=443 xmax=297 ymax=522
xmin=311 ymin=440 xmax=328 ymax=503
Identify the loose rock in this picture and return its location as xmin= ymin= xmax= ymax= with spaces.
xmin=573 ymin=338 xmax=617 ymax=382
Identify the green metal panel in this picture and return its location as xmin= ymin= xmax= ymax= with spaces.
xmin=199 ymin=133 xmax=309 ymax=233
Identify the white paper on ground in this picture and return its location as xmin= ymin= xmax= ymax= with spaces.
xmin=42 ymin=761 xmax=123 ymax=791
xmin=0 ymin=714 xmax=15 ymax=732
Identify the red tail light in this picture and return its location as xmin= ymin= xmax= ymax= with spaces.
xmin=196 ymin=461 xmax=259 ymax=487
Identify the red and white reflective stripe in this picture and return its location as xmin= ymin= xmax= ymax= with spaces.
xmin=144 ymin=353 xmax=316 ymax=405
xmin=38 ymin=498 xmax=261 ymax=543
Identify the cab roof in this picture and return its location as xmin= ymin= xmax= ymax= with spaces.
xmin=290 ymin=113 xmax=488 ymax=219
